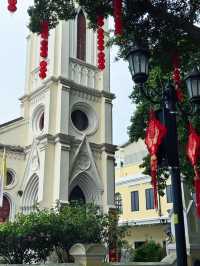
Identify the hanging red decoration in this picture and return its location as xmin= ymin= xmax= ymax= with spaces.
xmin=145 ymin=111 xmax=167 ymax=209
xmin=113 ymin=0 xmax=123 ymax=36
xmin=172 ymin=54 xmax=184 ymax=102
xmin=97 ymin=16 xmax=105 ymax=71
xmin=39 ymin=21 xmax=49 ymax=79
xmin=7 ymin=0 xmax=17 ymax=13
xmin=186 ymin=123 xmax=200 ymax=217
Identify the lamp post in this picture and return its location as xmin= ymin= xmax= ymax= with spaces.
xmin=126 ymin=46 xmax=200 ymax=266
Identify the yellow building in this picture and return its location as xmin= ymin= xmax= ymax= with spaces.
xmin=115 ymin=140 xmax=173 ymax=249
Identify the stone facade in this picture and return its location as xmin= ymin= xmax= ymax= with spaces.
xmin=0 ymin=9 xmax=116 ymax=220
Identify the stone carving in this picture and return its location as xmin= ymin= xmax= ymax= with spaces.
xmin=77 ymin=153 xmax=91 ymax=171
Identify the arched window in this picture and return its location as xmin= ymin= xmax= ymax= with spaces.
xmin=115 ymin=193 xmax=123 ymax=214
xmin=69 ymin=186 xmax=86 ymax=204
xmin=0 ymin=196 xmax=10 ymax=223
xmin=77 ymin=11 xmax=86 ymax=61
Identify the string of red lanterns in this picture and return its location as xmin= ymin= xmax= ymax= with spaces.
xmin=113 ymin=0 xmax=123 ymax=36
xmin=97 ymin=16 xmax=105 ymax=71
xmin=186 ymin=123 xmax=200 ymax=217
xmin=7 ymin=0 xmax=17 ymax=13
xmin=39 ymin=21 xmax=49 ymax=79
xmin=145 ymin=110 xmax=167 ymax=210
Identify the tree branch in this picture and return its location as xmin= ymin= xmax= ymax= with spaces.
xmin=143 ymin=0 xmax=200 ymax=43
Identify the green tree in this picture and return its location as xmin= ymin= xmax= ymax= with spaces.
xmin=131 ymin=240 xmax=165 ymax=262
xmin=0 ymin=204 xmax=127 ymax=264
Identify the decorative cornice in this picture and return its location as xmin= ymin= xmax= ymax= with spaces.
xmin=100 ymin=143 xmax=117 ymax=155
xmin=59 ymin=77 xmax=115 ymax=101
xmin=0 ymin=143 xmax=25 ymax=154
xmin=54 ymin=133 xmax=75 ymax=146
xmin=20 ymin=76 xmax=115 ymax=103
xmin=37 ymin=134 xmax=55 ymax=144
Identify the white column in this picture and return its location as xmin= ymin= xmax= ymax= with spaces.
xmin=53 ymin=141 xmax=70 ymax=203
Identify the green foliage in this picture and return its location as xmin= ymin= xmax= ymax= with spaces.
xmin=0 ymin=204 xmax=127 ymax=264
xmin=27 ymin=1 xmax=200 ymax=69
xmin=28 ymin=0 xmax=76 ymax=33
xmin=131 ymin=241 xmax=165 ymax=262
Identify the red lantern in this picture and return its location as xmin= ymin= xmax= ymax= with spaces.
xmin=39 ymin=20 xmax=49 ymax=79
xmin=187 ymin=124 xmax=200 ymax=167
xmin=186 ymin=123 xmax=200 ymax=217
xmin=97 ymin=16 xmax=105 ymax=71
xmin=172 ymin=54 xmax=184 ymax=102
xmin=113 ymin=0 xmax=123 ymax=36
xmin=8 ymin=0 xmax=17 ymax=13
xmin=145 ymin=111 xmax=167 ymax=209
xmin=97 ymin=16 xmax=105 ymax=70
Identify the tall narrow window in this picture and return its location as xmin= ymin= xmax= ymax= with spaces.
xmin=166 ymin=185 xmax=173 ymax=203
xmin=145 ymin=188 xmax=154 ymax=210
xmin=131 ymin=191 xmax=139 ymax=211
xmin=77 ymin=11 xmax=86 ymax=61
xmin=115 ymin=193 xmax=123 ymax=213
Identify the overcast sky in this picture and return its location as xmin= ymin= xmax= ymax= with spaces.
xmin=0 ymin=0 xmax=133 ymax=145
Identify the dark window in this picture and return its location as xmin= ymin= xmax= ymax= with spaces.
xmin=166 ymin=185 xmax=173 ymax=203
xmin=0 ymin=196 xmax=10 ymax=223
xmin=69 ymin=186 xmax=85 ymax=204
xmin=135 ymin=241 xmax=145 ymax=249
xmin=131 ymin=191 xmax=139 ymax=211
xmin=115 ymin=193 xmax=123 ymax=213
xmin=145 ymin=188 xmax=154 ymax=209
xmin=71 ymin=110 xmax=89 ymax=131
xmin=6 ymin=170 xmax=14 ymax=186
xmin=77 ymin=11 xmax=86 ymax=61
xmin=39 ymin=112 xmax=44 ymax=131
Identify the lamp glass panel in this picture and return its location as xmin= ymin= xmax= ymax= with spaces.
xmin=128 ymin=54 xmax=136 ymax=76
xmin=140 ymin=55 xmax=147 ymax=73
xmin=192 ymin=79 xmax=198 ymax=97
xmin=186 ymin=79 xmax=192 ymax=98
xmin=133 ymin=54 xmax=140 ymax=75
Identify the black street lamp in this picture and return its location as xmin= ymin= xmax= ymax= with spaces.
xmin=185 ymin=67 xmax=200 ymax=105
xmin=127 ymin=45 xmax=200 ymax=266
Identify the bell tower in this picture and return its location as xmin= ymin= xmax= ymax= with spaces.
xmin=19 ymin=9 xmax=116 ymax=212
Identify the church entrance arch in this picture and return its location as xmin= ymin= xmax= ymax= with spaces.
xmin=69 ymin=173 xmax=102 ymax=205
xmin=0 ymin=196 xmax=10 ymax=223
xmin=69 ymin=186 xmax=86 ymax=204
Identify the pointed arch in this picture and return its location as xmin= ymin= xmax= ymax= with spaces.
xmin=69 ymin=186 xmax=86 ymax=204
xmin=22 ymin=174 xmax=39 ymax=214
xmin=77 ymin=10 xmax=86 ymax=61
xmin=69 ymin=173 xmax=103 ymax=205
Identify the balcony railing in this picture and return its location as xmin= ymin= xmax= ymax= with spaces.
xmin=70 ymin=58 xmax=102 ymax=90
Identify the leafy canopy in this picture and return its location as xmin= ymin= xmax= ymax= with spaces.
xmin=0 ymin=204 xmax=127 ymax=264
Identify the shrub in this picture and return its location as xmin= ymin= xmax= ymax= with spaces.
xmin=132 ymin=240 xmax=165 ymax=262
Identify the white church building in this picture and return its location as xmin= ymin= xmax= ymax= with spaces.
xmin=0 ymin=9 xmax=116 ymax=222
